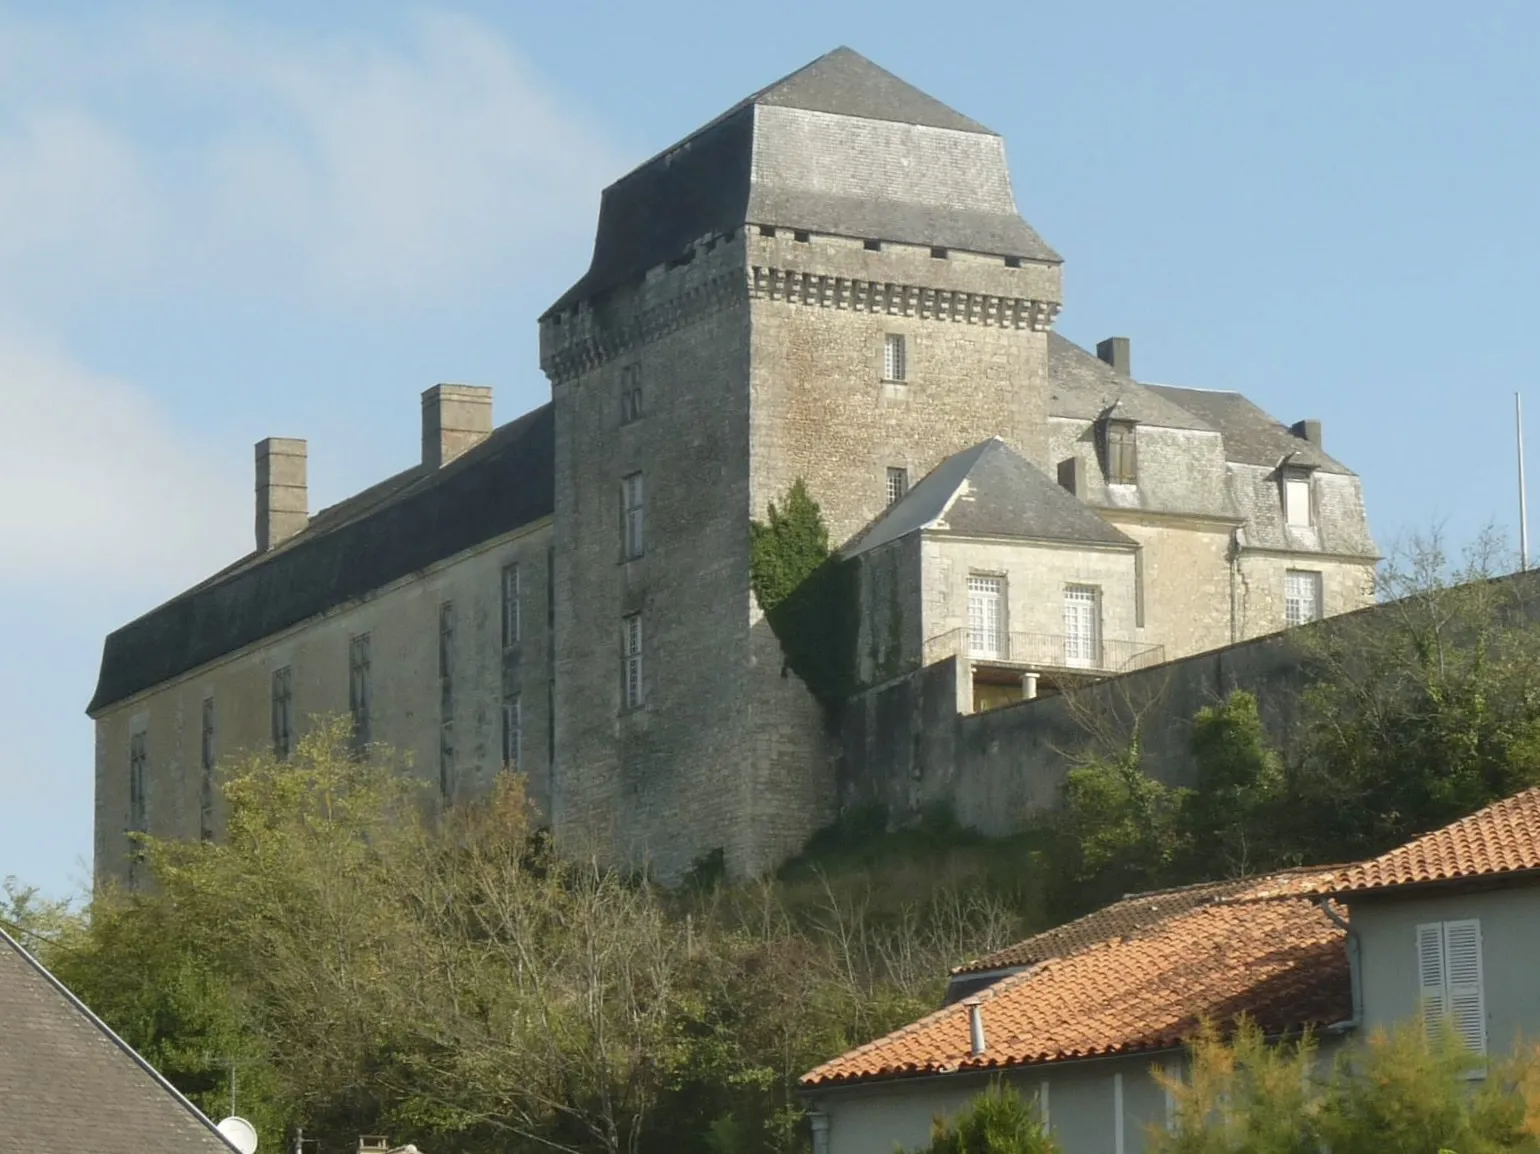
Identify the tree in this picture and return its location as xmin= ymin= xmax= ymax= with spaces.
xmin=907 ymin=1081 xmax=1059 ymax=1154
xmin=1180 ymin=692 xmax=1285 ymax=879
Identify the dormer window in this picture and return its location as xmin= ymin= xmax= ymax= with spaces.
xmin=1098 ymin=418 xmax=1137 ymax=485
xmin=1282 ymin=466 xmax=1313 ymax=527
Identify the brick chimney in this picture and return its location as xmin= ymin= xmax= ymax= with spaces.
xmin=255 ymin=437 xmax=308 ymax=552
xmin=1291 ymin=418 xmax=1323 ymax=448
xmin=421 ymin=384 xmax=493 ymax=470
xmin=1096 ymin=336 xmax=1131 ymax=376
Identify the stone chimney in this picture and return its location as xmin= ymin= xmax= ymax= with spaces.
xmin=1291 ymin=418 xmax=1323 ymax=448
xmin=1096 ymin=336 xmax=1131 ymax=376
xmin=421 ymin=384 xmax=493 ymax=470
xmin=255 ymin=437 xmax=308 ymax=553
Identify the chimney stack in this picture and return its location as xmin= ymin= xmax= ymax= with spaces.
xmin=422 ymin=384 xmax=493 ymax=470
xmin=1096 ymin=336 xmax=1131 ymax=377
xmin=964 ymin=998 xmax=987 ymax=1056
xmin=255 ymin=437 xmax=308 ymax=552
xmin=1290 ymin=419 xmax=1323 ymax=449
xmin=1057 ymin=457 xmax=1086 ymax=496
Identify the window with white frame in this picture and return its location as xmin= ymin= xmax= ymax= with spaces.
xmin=502 ymin=694 xmax=522 ymax=773
xmin=1284 ymin=570 xmax=1322 ymax=626
xmin=502 ymin=562 xmax=521 ymax=649
xmin=200 ymin=698 xmax=216 ymax=842
xmin=622 ymin=472 xmax=645 ymax=560
xmin=967 ymin=575 xmax=1005 ymax=659
xmin=886 ymin=466 xmax=909 ymax=507
xmin=622 ymin=613 xmax=644 ymax=709
xmin=883 ymin=333 xmax=907 ymax=382
xmin=1417 ymin=919 xmax=1486 ymax=1056
xmin=271 ymin=666 xmax=293 ymax=759
xmin=349 ymin=633 xmax=372 ymax=751
xmin=1063 ymin=585 xmax=1102 ymax=669
xmin=1283 ymin=469 xmax=1313 ymax=527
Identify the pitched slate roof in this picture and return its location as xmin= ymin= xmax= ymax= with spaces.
xmin=1145 ymin=385 xmax=1348 ymax=474
xmin=0 ymin=927 xmax=236 ymax=1152
xmin=545 ymin=48 xmax=1058 ymax=315
xmin=88 ymin=403 xmax=555 ymax=715
xmin=843 ymin=437 xmax=1135 ymax=558
xmin=1315 ymin=786 xmax=1540 ymax=896
xmin=1047 ymin=335 xmax=1215 ymax=430
xmin=801 ymin=881 xmax=1350 ymax=1088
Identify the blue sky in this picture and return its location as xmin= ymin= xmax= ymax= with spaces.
xmin=3 ymin=0 xmax=1538 ymax=899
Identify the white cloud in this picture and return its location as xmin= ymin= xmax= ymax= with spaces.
xmin=0 ymin=9 xmax=617 ymax=313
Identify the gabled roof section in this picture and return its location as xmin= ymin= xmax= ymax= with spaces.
xmin=751 ymin=46 xmax=992 ymax=134
xmin=801 ymin=880 xmax=1350 ymax=1088
xmin=0 ymin=927 xmax=237 ymax=1152
xmin=1048 ymin=334 xmax=1216 ymax=431
xmin=89 ymin=403 xmax=555 ymax=715
xmin=1146 ymin=384 xmax=1351 ymax=474
xmin=1316 ymin=786 xmax=1540 ymax=896
xmin=844 ymin=438 xmax=1135 ymax=558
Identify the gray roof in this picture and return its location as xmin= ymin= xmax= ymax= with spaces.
xmin=545 ymin=47 xmax=1059 ymax=315
xmin=0 ymin=927 xmax=236 ymax=1152
xmin=845 ymin=437 xmax=1134 ymax=557
xmin=1146 ymin=384 xmax=1350 ymax=474
xmin=1047 ymin=334 xmax=1215 ymax=430
xmin=89 ymin=403 xmax=555 ymax=715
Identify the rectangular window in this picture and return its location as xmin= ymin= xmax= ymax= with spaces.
xmin=1284 ymin=570 xmax=1322 ymax=626
xmin=349 ymin=633 xmax=372 ymax=751
xmin=623 ymin=613 xmax=644 ymax=710
xmin=439 ymin=600 xmax=456 ymax=717
xmin=271 ymin=666 xmax=293 ymax=759
xmin=502 ymin=695 xmax=522 ymax=773
xmin=501 ymin=563 xmax=521 ymax=649
xmin=200 ymin=698 xmax=215 ymax=842
xmin=1284 ymin=471 xmax=1313 ymax=527
xmin=1103 ymin=419 xmax=1138 ymax=485
xmin=886 ymin=466 xmax=909 ymax=507
xmin=128 ymin=730 xmax=148 ymax=833
xmin=883 ymin=333 xmax=907 ymax=382
xmin=620 ymin=364 xmax=643 ymax=424
xmin=1417 ymin=919 xmax=1486 ymax=1056
xmin=622 ymin=472 xmax=645 ymax=560
xmin=439 ymin=723 xmax=455 ymax=803
xmin=967 ymin=576 xmax=1005 ymax=660
xmin=1063 ymin=585 xmax=1102 ymax=669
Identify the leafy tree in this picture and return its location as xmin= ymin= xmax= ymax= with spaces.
xmin=1179 ymin=692 xmax=1285 ymax=879
xmin=907 ymin=1081 xmax=1059 ymax=1154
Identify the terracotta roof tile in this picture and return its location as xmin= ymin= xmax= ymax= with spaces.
xmin=1318 ymin=786 xmax=1540 ymax=895
xmin=803 ymin=889 xmax=1349 ymax=1088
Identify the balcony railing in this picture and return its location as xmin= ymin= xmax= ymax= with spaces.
xmin=922 ymin=629 xmax=1166 ymax=676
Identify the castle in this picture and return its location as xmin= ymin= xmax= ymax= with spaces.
xmin=88 ymin=48 xmax=1378 ymax=884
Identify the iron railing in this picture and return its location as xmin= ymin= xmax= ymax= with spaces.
xmin=922 ymin=629 xmax=1166 ymax=676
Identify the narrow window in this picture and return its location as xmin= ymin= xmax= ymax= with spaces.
xmin=501 ymin=563 xmax=521 ymax=649
xmin=1005 ymin=255 xmax=1023 ymax=269
xmin=1100 ymin=418 xmax=1138 ymax=485
xmin=271 ymin=666 xmax=293 ymax=759
xmin=349 ymin=633 xmax=372 ymax=752
xmin=967 ymin=576 xmax=1005 ymax=660
xmin=1283 ymin=469 xmax=1313 ymax=527
xmin=1134 ymin=548 xmax=1147 ymax=629
xmin=886 ymin=466 xmax=909 ymax=507
xmin=883 ymin=333 xmax=907 ymax=383
xmin=622 ymin=472 xmax=645 ymax=560
xmin=439 ymin=723 xmax=455 ymax=803
xmin=501 ymin=694 xmax=522 ymax=773
xmin=793 ymin=229 xmax=810 ymax=243
xmin=128 ymin=730 xmax=148 ymax=834
xmin=620 ymin=364 xmax=643 ymax=425
xmin=623 ymin=613 xmax=644 ymax=710
xmin=1284 ymin=570 xmax=1322 ymax=626
xmin=758 ymin=224 xmax=777 ymax=238
xmin=200 ymin=698 xmax=216 ymax=842
xmin=438 ymin=603 xmax=455 ymax=788
xmin=1418 ymin=919 xmax=1487 ymax=1056
xmin=1063 ymin=585 xmax=1102 ymax=669
xmin=930 ymin=246 xmax=948 ymax=259
xmin=863 ymin=238 xmax=882 ymax=252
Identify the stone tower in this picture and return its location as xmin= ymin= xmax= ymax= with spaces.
xmin=539 ymin=48 xmax=1064 ymax=879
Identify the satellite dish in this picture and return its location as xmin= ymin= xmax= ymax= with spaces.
xmin=216 ymin=1116 xmax=259 ymax=1154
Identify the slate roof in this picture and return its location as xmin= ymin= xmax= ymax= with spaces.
xmin=88 ymin=403 xmax=555 ymax=715
xmin=545 ymin=48 xmax=1059 ymax=315
xmin=0 ymin=927 xmax=236 ymax=1152
xmin=1314 ymin=786 xmax=1540 ymax=896
xmin=1146 ymin=385 xmax=1348 ymax=474
xmin=1047 ymin=334 xmax=1214 ymax=430
xmin=843 ymin=438 xmax=1135 ymax=558
xmin=801 ymin=879 xmax=1350 ymax=1088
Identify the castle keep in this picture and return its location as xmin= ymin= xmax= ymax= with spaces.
xmin=88 ymin=49 xmax=1378 ymax=883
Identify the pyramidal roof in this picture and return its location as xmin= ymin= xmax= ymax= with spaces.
xmin=844 ymin=438 xmax=1135 ymax=557
xmin=546 ymin=48 xmax=1056 ymax=315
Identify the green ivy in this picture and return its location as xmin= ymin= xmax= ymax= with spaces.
xmin=750 ymin=480 xmax=859 ymax=729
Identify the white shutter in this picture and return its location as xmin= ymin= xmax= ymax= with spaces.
xmin=1443 ymin=919 xmax=1487 ymax=1056
xmin=1417 ymin=922 xmax=1448 ymax=1038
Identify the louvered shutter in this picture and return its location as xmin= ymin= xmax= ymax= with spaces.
xmin=1417 ymin=922 xmax=1448 ymax=1038
xmin=1443 ymin=919 xmax=1487 ymax=1055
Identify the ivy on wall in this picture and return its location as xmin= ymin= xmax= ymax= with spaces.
xmin=749 ymin=480 xmax=859 ymax=728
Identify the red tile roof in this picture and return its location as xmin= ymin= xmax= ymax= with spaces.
xmin=1317 ymin=786 xmax=1540 ymax=895
xmin=802 ymin=883 xmax=1350 ymax=1088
